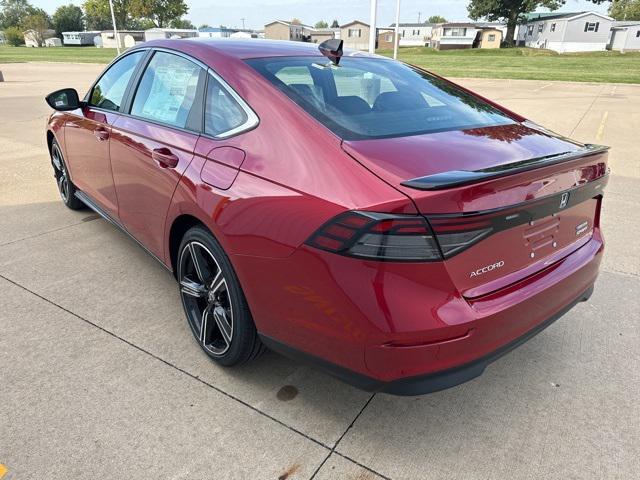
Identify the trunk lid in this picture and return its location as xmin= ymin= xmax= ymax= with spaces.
xmin=342 ymin=123 xmax=609 ymax=297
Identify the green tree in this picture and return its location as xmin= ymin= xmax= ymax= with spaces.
xmin=22 ymin=11 xmax=50 ymax=45
xmin=427 ymin=15 xmax=447 ymax=23
xmin=467 ymin=0 xmax=608 ymax=46
xmin=83 ymin=0 xmax=133 ymax=30
xmin=0 ymin=0 xmax=34 ymax=28
xmin=609 ymin=0 xmax=640 ymax=19
xmin=291 ymin=18 xmax=302 ymax=25
xmin=170 ymin=17 xmax=194 ymax=29
xmin=3 ymin=25 xmax=23 ymax=44
xmin=198 ymin=23 xmax=211 ymax=29
xmin=52 ymin=4 xmax=83 ymax=35
xmin=129 ymin=0 xmax=188 ymax=28
xmin=330 ymin=19 xmax=339 ymax=28
xmin=314 ymin=20 xmax=328 ymax=28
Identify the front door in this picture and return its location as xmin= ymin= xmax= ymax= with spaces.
xmin=64 ymin=50 xmax=146 ymax=217
xmin=109 ymin=51 xmax=204 ymax=259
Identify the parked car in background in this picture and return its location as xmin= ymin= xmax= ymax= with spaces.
xmin=44 ymin=39 xmax=609 ymax=394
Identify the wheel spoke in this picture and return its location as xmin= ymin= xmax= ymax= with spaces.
xmin=188 ymin=243 xmax=213 ymax=284
xmin=52 ymin=150 xmax=63 ymax=171
xmin=209 ymin=276 xmax=226 ymax=297
xmin=180 ymin=278 xmax=206 ymax=298
xmin=200 ymin=303 xmax=213 ymax=344
xmin=213 ymin=306 xmax=232 ymax=346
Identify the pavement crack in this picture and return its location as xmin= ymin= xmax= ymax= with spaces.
xmin=0 ymin=272 xmax=332 ymax=452
xmin=569 ymin=84 xmax=605 ymax=137
xmin=309 ymin=393 xmax=389 ymax=480
xmin=0 ymin=219 xmax=93 ymax=248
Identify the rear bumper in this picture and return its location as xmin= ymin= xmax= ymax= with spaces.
xmin=260 ymin=285 xmax=594 ymax=395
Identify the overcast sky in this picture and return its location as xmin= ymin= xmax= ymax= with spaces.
xmin=31 ymin=0 xmax=610 ymax=30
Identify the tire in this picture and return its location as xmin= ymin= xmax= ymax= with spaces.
xmin=50 ymin=139 xmax=84 ymax=210
xmin=177 ymin=225 xmax=264 ymax=366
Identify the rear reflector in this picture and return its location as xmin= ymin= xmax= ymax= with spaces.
xmin=306 ymin=211 xmax=441 ymax=261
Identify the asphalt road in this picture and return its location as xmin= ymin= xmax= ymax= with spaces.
xmin=1 ymin=63 xmax=638 ymax=480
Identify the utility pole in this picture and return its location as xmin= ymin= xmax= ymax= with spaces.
xmin=417 ymin=11 xmax=421 ymax=23
xmin=368 ymin=0 xmax=378 ymax=53
xmin=241 ymin=18 xmax=246 ymax=30
xmin=108 ymin=0 xmax=120 ymax=55
xmin=393 ymin=0 xmax=400 ymax=60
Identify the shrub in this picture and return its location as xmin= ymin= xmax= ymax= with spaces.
xmin=4 ymin=26 xmax=24 ymax=46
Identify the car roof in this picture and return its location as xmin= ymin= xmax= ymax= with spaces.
xmin=141 ymin=38 xmax=373 ymax=61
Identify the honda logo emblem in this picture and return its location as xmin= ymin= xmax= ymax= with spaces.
xmin=559 ymin=192 xmax=570 ymax=209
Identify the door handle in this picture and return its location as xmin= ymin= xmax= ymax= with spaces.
xmin=152 ymin=148 xmax=179 ymax=169
xmin=94 ymin=127 xmax=109 ymax=141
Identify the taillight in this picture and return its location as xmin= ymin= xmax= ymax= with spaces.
xmin=428 ymin=216 xmax=493 ymax=257
xmin=306 ymin=211 xmax=441 ymax=261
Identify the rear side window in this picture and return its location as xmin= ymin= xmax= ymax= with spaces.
xmin=90 ymin=51 xmax=145 ymax=111
xmin=246 ymin=56 xmax=515 ymax=140
xmin=204 ymin=74 xmax=248 ymax=137
xmin=131 ymin=52 xmax=202 ymax=129
xmin=204 ymin=72 xmax=257 ymax=138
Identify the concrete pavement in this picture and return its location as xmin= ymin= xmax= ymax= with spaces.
xmin=0 ymin=63 xmax=638 ymax=479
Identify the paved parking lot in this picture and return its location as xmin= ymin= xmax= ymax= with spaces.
xmin=1 ymin=63 xmax=638 ymax=480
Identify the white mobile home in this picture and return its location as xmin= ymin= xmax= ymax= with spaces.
xmin=431 ymin=23 xmax=479 ymax=50
xmin=144 ymin=28 xmax=198 ymax=41
xmin=198 ymin=27 xmax=237 ymax=38
xmin=62 ymin=31 xmax=101 ymax=46
xmin=24 ymin=29 xmax=56 ymax=47
xmin=607 ymin=22 xmax=640 ymax=52
xmin=100 ymin=30 xmax=144 ymax=49
xmin=517 ymin=11 xmax=614 ymax=53
xmin=389 ymin=23 xmax=434 ymax=47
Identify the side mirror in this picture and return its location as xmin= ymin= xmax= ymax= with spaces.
xmin=45 ymin=88 xmax=83 ymax=111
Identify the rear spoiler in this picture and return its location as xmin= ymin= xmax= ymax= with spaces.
xmin=400 ymin=144 xmax=610 ymax=191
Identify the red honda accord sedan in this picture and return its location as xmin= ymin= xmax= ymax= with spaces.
xmin=45 ymin=38 xmax=608 ymax=395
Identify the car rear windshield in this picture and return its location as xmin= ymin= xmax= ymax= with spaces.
xmin=246 ymin=56 xmax=515 ymax=140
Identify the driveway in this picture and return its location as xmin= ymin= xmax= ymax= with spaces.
xmin=1 ymin=63 xmax=638 ymax=479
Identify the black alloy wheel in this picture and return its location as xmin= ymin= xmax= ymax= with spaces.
xmin=178 ymin=226 xmax=264 ymax=365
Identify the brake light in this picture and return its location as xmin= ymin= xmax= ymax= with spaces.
xmin=306 ymin=211 xmax=441 ymax=261
xmin=428 ymin=216 xmax=493 ymax=257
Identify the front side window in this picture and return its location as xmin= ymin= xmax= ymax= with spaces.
xmin=247 ymin=56 xmax=515 ymax=140
xmin=131 ymin=52 xmax=202 ymax=129
xmin=89 ymin=51 xmax=145 ymax=111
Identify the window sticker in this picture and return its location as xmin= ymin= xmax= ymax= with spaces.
xmin=139 ymin=64 xmax=199 ymax=125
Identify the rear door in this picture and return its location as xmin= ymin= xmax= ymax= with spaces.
xmin=109 ymin=50 xmax=205 ymax=259
xmin=64 ymin=50 xmax=146 ymax=217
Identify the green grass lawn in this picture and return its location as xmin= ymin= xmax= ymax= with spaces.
xmin=0 ymin=45 xmax=119 ymax=64
xmin=379 ymin=47 xmax=640 ymax=84
xmin=1 ymin=45 xmax=639 ymax=84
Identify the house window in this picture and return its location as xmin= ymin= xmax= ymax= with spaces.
xmin=402 ymin=29 xmax=405 ymax=37
xmin=527 ymin=25 xmax=534 ymax=36
xmin=444 ymin=27 xmax=466 ymax=36
xmin=413 ymin=29 xmax=419 ymax=35
xmin=636 ymin=30 xmax=640 ymax=37
xmin=538 ymin=24 xmax=544 ymax=33
xmin=386 ymin=34 xmax=392 ymax=42
xmin=488 ymin=34 xmax=496 ymax=41
xmin=550 ymin=23 xmax=556 ymax=32
xmin=584 ymin=22 xmax=599 ymax=32
xmin=348 ymin=28 xmax=362 ymax=38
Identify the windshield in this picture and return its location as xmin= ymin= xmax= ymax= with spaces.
xmin=246 ymin=56 xmax=515 ymax=140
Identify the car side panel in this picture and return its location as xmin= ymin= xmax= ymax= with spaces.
xmin=110 ymin=116 xmax=198 ymax=259
xmin=62 ymin=107 xmax=121 ymax=217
